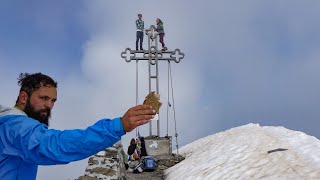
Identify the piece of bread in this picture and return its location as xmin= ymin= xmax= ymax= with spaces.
xmin=143 ymin=91 xmax=162 ymax=112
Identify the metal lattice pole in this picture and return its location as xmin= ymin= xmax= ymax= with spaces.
xmin=121 ymin=25 xmax=185 ymax=137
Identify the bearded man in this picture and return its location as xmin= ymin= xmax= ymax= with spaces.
xmin=0 ymin=73 xmax=156 ymax=180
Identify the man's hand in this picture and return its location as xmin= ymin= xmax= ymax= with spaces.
xmin=121 ymin=105 xmax=156 ymax=132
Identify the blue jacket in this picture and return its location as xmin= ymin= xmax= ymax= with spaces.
xmin=0 ymin=105 xmax=125 ymax=180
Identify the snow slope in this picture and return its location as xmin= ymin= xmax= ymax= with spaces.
xmin=165 ymin=124 xmax=320 ymax=180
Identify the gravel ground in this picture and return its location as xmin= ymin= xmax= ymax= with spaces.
xmin=126 ymin=154 xmax=184 ymax=180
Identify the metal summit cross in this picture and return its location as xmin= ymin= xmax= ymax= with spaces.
xmin=121 ymin=25 xmax=185 ymax=136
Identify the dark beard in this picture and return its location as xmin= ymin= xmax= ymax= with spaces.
xmin=24 ymin=100 xmax=51 ymax=126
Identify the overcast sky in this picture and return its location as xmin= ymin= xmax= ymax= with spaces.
xmin=1 ymin=1 xmax=320 ymax=179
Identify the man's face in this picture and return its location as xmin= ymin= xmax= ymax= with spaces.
xmin=24 ymin=86 xmax=57 ymax=126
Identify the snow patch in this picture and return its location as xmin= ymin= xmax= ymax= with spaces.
xmin=166 ymin=124 xmax=320 ymax=179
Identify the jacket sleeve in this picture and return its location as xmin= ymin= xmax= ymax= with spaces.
xmin=2 ymin=115 xmax=125 ymax=165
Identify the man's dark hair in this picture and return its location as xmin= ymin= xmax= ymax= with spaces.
xmin=16 ymin=73 xmax=57 ymax=103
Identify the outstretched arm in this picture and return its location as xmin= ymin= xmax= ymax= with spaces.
xmin=2 ymin=116 xmax=125 ymax=165
xmin=1 ymin=105 xmax=155 ymax=165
